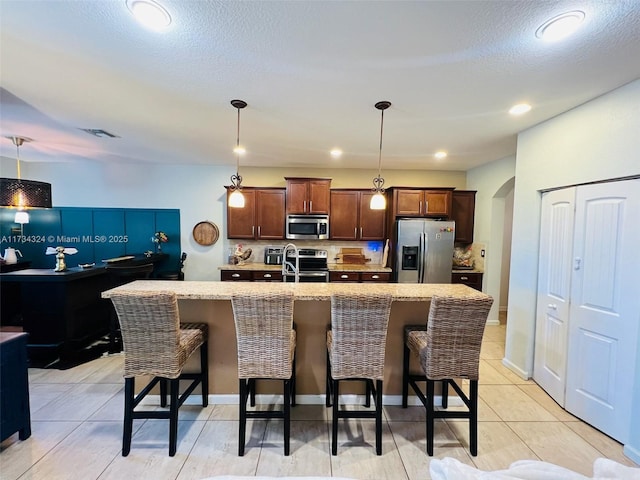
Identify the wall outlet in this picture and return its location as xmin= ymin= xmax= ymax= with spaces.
xmin=481 ymin=249 xmax=485 ymax=257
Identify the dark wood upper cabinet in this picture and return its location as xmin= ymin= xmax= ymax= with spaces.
xmin=255 ymin=189 xmax=286 ymax=239
xmin=285 ymin=178 xmax=331 ymax=214
xmin=226 ymin=187 xmax=286 ymax=239
xmin=451 ymin=190 xmax=476 ymax=244
xmin=330 ymin=189 xmax=385 ymax=241
xmin=391 ymin=188 xmax=453 ymax=218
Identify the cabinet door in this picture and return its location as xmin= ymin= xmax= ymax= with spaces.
xmin=330 ymin=190 xmax=359 ymax=240
xmin=286 ymin=179 xmax=308 ymax=214
xmin=227 ymin=189 xmax=256 ymax=239
xmin=424 ymin=190 xmax=451 ymax=217
xmin=256 ymin=189 xmax=285 ymax=239
xmin=359 ymin=191 xmax=386 ymax=240
xmin=394 ymin=190 xmax=423 ymax=216
xmin=451 ymin=191 xmax=476 ymax=243
xmin=308 ymin=179 xmax=331 ymax=214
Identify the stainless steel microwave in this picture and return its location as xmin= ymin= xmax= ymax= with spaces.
xmin=286 ymin=214 xmax=329 ymax=240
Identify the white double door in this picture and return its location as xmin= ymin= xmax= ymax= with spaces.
xmin=534 ymin=179 xmax=640 ymax=443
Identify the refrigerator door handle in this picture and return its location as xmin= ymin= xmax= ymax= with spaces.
xmin=423 ymin=231 xmax=429 ymax=283
xmin=418 ymin=232 xmax=425 ymax=283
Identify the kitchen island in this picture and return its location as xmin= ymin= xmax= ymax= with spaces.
xmin=102 ymin=281 xmax=489 ymax=401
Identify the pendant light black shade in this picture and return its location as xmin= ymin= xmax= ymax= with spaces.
xmin=1 ymin=137 xmax=52 ymax=209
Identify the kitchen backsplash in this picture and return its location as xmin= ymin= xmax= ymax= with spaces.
xmin=453 ymin=243 xmax=485 ymax=272
xmin=224 ymin=239 xmax=386 ymax=266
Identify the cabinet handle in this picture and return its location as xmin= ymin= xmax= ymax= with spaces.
xmin=303 ymin=200 xmax=307 ymax=213
xmin=232 ymin=273 xmax=240 ymax=278
xmin=252 ymin=225 xmax=255 ymax=236
xmin=460 ymin=276 xmax=468 ymax=280
xmin=372 ymin=275 xmax=379 ymax=279
xmin=419 ymin=200 xmax=423 ymax=214
xmin=360 ymin=227 xmax=363 ymax=238
xmin=263 ymin=273 xmax=271 ymax=278
xmin=354 ymin=227 xmax=357 ymax=237
xmin=257 ymin=225 xmax=261 ymax=237
xmin=341 ymin=274 xmax=349 ymax=279
xmin=424 ymin=200 xmax=428 ymax=213
xmin=309 ymin=200 xmax=313 ymax=211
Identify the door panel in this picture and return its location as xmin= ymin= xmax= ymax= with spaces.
xmin=565 ymin=179 xmax=640 ymax=443
xmin=534 ymin=187 xmax=575 ymax=406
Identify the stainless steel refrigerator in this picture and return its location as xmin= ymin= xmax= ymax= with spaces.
xmin=395 ymin=219 xmax=455 ymax=283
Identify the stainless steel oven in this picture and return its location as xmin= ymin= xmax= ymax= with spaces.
xmin=282 ymin=248 xmax=329 ymax=282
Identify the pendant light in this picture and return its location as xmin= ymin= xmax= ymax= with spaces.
xmin=0 ymin=137 xmax=52 ymax=225
xmin=370 ymin=101 xmax=391 ymax=210
xmin=228 ymin=99 xmax=247 ymax=208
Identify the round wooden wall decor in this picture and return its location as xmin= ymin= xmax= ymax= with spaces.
xmin=192 ymin=221 xmax=219 ymax=246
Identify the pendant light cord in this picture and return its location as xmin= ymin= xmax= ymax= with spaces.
xmin=13 ymin=136 xmax=23 ymax=180
xmin=235 ymin=106 xmax=241 ymax=176
xmin=377 ymin=108 xmax=384 ymax=177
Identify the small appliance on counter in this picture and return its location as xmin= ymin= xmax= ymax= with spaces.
xmin=264 ymin=246 xmax=284 ymax=265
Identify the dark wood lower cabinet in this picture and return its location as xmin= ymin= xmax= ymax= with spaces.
xmin=221 ymin=270 xmax=283 ymax=282
xmin=329 ymin=271 xmax=390 ymax=283
xmin=451 ymin=272 xmax=483 ymax=291
xmin=0 ymin=332 xmax=31 ymax=442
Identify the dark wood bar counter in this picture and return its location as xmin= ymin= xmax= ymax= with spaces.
xmin=1 ymin=254 xmax=167 ymax=365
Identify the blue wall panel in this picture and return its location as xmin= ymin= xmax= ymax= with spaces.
xmin=124 ymin=210 xmax=155 ymax=255
xmin=60 ymin=208 xmax=94 ymax=265
xmin=0 ymin=207 xmax=180 ymax=271
xmin=93 ymin=209 xmax=126 ymax=261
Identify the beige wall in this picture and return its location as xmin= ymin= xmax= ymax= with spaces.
xmin=505 ymin=79 xmax=640 ymax=384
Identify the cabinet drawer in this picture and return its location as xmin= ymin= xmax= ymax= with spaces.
xmin=252 ymin=271 xmax=283 ymax=282
xmin=361 ymin=272 xmax=390 ymax=283
xmin=221 ymin=270 xmax=252 ymax=281
xmin=451 ymin=272 xmax=483 ymax=291
xmin=330 ymin=272 xmax=359 ymax=282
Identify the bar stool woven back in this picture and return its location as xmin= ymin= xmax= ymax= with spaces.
xmin=402 ymin=294 xmax=493 ymax=457
xmin=110 ymin=290 xmax=209 ymax=457
xmin=231 ymin=291 xmax=296 ymax=456
xmin=326 ymin=292 xmax=393 ymax=455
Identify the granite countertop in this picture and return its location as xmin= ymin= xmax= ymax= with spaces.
xmin=102 ymin=280 xmax=487 ymax=302
xmin=452 ymin=268 xmax=484 ymax=273
xmin=220 ymin=263 xmax=392 ymax=273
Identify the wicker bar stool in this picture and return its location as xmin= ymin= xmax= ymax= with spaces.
xmin=230 ymin=291 xmax=296 ymax=456
xmin=402 ymin=295 xmax=493 ymax=456
xmin=105 ymin=263 xmax=154 ymax=353
xmin=109 ymin=290 xmax=209 ymax=457
xmin=326 ymin=293 xmax=393 ymax=456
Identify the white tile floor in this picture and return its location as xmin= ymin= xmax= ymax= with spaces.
xmin=1 ymin=324 xmax=637 ymax=480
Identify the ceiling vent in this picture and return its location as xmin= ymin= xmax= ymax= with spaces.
xmin=79 ymin=128 xmax=120 ymax=138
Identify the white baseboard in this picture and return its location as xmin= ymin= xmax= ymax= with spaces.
xmin=623 ymin=444 xmax=640 ymax=465
xmin=142 ymin=393 xmax=464 ymax=407
xmin=486 ymin=318 xmax=500 ymax=326
xmin=501 ymin=357 xmax=530 ymax=380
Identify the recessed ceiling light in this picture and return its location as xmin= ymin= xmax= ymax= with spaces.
xmin=233 ymin=145 xmax=246 ymax=155
xmin=126 ymin=0 xmax=172 ymax=31
xmin=509 ymin=103 xmax=532 ymax=116
xmin=330 ymin=148 xmax=342 ymax=159
xmin=536 ymin=11 xmax=585 ymax=42
xmin=434 ymin=151 xmax=447 ymax=160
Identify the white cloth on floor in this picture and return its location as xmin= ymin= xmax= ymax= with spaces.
xmin=429 ymin=457 xmax=639 ymax=480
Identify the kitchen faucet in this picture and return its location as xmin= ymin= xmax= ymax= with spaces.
xmin=282 ymin=243 xmax=299 ymax=283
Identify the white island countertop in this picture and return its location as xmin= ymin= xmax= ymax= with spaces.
xmin=102 ymin=280 xmax=486 ymax=301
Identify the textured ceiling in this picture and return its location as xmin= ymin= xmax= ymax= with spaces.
xmin=1 ymin=1 xmax=639 ymax=171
